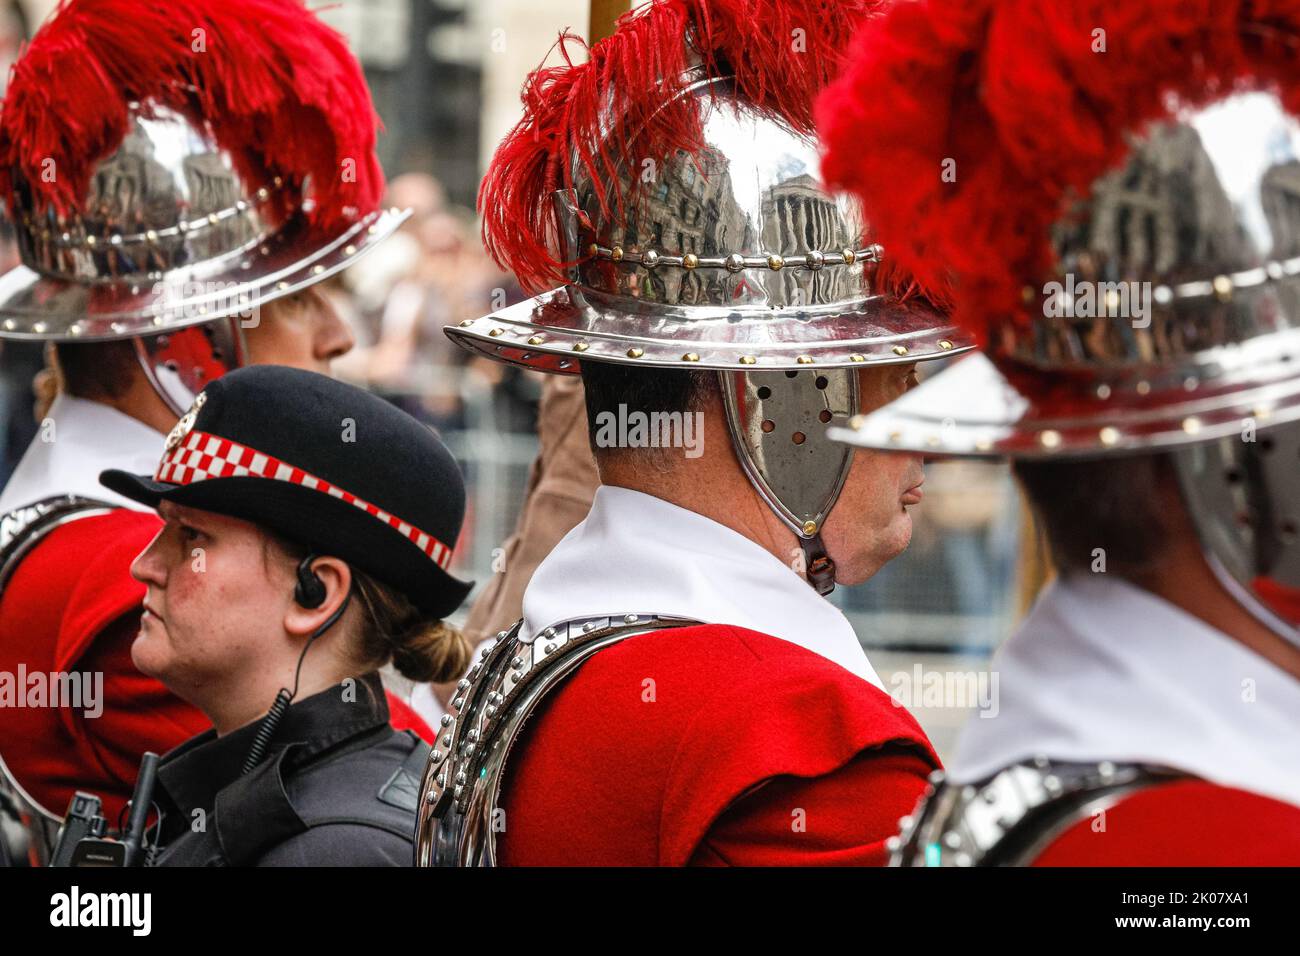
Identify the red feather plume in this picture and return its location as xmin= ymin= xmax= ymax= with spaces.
xmin=0 ymin=0 xmax=384 ymax=231
xmin=815 ymin=0 xmax=1291 ymax=343
xmin=480 ymin=0 xmax=889 ymax=293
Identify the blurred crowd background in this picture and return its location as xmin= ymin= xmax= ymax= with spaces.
xmin=0 ymin=0 xmax=1028 ymax=754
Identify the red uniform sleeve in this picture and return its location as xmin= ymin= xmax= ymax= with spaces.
xmin=688 ymin=749 xmax=932 ymax=866
xmin=500 ymin=624 xmax=940 ymax=866
xmin=0 ymin=509 xmax=208 ymax=821
xmin=1033 ymin=780 xmax=1300 ymax=866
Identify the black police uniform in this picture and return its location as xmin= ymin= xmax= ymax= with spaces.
xmin=151 ymin=672 xmax=426 ymax=866
xmin=97 ymin=366 xmax=473 ymax=867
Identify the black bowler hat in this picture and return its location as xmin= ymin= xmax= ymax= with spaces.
xmin=101 ymin=365 xmax=473 ymax=618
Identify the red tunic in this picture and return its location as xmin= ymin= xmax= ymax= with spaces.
xmin=1033 ymin=780 xmax=1300 ymax=866
xmin=499 ymin=623 xmax=940 ymax=866
xmin=0 ymin=508 xmax=433 ymax=827
xmin=0 ymin=509 xmax=197 ymax=824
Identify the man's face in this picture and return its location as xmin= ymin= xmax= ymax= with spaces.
xmin=822 ymin=363 xmax=925 ymax=585
xmin=129 ymin=501 xmax=295 ymax=701
xmin=242 ymin=286 xmax=354 ymax=373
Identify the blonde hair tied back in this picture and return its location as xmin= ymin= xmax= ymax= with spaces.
xmin=352 ymin=568 xmax=472 ymax=684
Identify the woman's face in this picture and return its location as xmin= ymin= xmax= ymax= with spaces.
xmin=129 ymin=501 xmax=297 ymax=703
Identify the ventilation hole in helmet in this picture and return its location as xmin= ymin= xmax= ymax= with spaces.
xmin=819 ymin=410 xmax=832 ymax=424
xmin=785 ymin=370 xmax=798 ymax=378
xmin=815 ymin=376 xmax=828 ymax=390
xmin=757 ymin=385 xmax=772 ymax=400
xmin=761 ymin=419 xmax=775 ymax=433
xmin=792 ymin=431 xmax=806 ymax=445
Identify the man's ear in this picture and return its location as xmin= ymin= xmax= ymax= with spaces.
xmin=283 ymin=555 xmax=353 ymax=638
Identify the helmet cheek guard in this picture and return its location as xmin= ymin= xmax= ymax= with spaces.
xmin=1174 ymin=421 xmax=1300 ymax=637
xmin=720 ymin=367 xmax=859 ymax=594
xmin=133 ymin=318 xmax=246 ymax=417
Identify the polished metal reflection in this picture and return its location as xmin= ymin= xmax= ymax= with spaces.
xmin=134 ymin=318 xmax=246 ymax=416
xmin=720 ymin=368 xmax=857 ymax=535
xmin=0 ymin=103 xmax=408 ymax=341
xmin=568 ymin=80 xmax=871 ymax=311
xmin=450 ymin=282 xmax=961 ymax=373
xmin=1174 ymin=422 xmax=1300 ymax=642
xmin=891 ymin=760 xmax=1179 ymax=867
xmin=835 ymin=92 xmax=1300 ymax=459
xmin=1015 ymin=91 xmax=1300 ymax=370
xmin=11 ymin=105 xmax=272 ymax=284
xmin=445 ymin=75 xmax=974 ymax=373
xmin=831 ymin=339 xmax=1300 ymax=459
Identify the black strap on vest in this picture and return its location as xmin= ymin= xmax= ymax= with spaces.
xmin=377 ymin=737 xmax=430 ymax=814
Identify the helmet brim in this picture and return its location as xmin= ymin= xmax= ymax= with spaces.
xmin=829 ymin=339 xmax=1300 ymax=459
xmin=446 ymin=284 xmax=974 ymax=374
xmin=0 ymin=207 xmax=410 ymax=341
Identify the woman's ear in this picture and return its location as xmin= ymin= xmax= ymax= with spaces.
xmin=283 ymin=555 xmax=353 ymax=638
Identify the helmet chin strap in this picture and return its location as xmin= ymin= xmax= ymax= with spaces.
xmin=800 ymin=534 xmax=837 ymax=596
xmin=718 ymin=368 xmax=859 ymax=596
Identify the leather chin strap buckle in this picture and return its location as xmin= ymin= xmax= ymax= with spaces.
xmin=800 ymin=533 xmax=836 ymax=596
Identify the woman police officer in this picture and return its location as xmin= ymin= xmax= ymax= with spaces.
xmin=98 ymin=365 xmax=473 ymax=865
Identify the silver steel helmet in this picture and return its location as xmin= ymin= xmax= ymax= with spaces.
xmin=833 ymin=91 xmax=1300 ymax=638
xmin=450 ymin=77 xmax=973 ymax=591
xmin=0 ymin=103 xmax=406 ymax=413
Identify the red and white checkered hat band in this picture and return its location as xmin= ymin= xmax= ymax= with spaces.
xmin=155 ymin=429 xmax=454 ymax=570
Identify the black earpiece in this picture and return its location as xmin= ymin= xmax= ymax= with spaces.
xmin=245 ymin=556 xmax=352 ymax=774
xmin=294 ymin=553 xmax=327 ymax=609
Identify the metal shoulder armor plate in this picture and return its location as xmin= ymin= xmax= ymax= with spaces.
xmin=891 ymin=758 xmax=1186 ymax=867
xmin=414 ymin=612 xmax=698 ymax=866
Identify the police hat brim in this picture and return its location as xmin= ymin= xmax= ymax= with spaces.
xmin=99 ymin=467 xmax=474 ymax=619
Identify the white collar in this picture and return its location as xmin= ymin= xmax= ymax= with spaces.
xmin=521 ymin=485 xmax=881 ymax=687
xmin=950 ymin=573 xmax=1300 ymax=806
xmin=0 ymin=394 xmax=164 ymax=514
